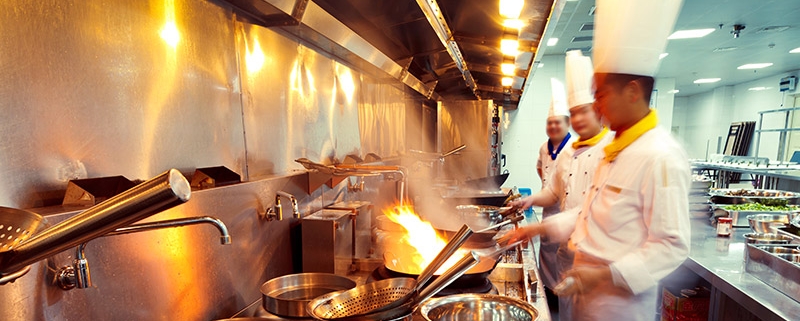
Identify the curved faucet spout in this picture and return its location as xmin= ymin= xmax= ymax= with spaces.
xmin=107 ymin=216 xmax=231 ymax=244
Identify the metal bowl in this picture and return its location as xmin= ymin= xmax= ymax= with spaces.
xmin=747 ymin=214 xmax=790 ymax=233
xmin=260 ymin=273 xmax=356 ymax=318
xmin=755 ymin=246 xmax=800 ymax=255
xmin=743 ymin=233 xmax=792 ymax=244
xmin=420 ymin=294 xmax=538 ymax=321
xmin=455 ymin=205 xmax=503 ymax=229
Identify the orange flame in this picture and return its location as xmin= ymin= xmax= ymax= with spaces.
xmin=383 ymin=205 xmax=466 ymax=274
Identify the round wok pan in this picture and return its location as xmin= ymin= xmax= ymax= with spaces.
xmin=383 ymin=252 xmax=498 ymax=289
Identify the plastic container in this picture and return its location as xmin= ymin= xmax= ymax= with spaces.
xmin=518 ymin=187 xmax=534 ymax=222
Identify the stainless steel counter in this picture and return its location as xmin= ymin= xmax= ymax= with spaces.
xmin=685 ymin=217 xmax=800 ymax=320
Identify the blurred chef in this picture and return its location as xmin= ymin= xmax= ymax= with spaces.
xmin=535 ymin=78 xmax=574 ymax=305
xmin=508 ymin=50 xmax=611 ymax=320
xmin=504 ymin=0 xmax=690 ymax=320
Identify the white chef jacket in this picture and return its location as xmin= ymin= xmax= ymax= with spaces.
xmin=548 ymin=126 xmax=691 ymax=320
xmin=536 ymin=135 xmax=575 ymax=289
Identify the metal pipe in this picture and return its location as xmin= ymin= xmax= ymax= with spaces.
xmin=276 ymin=191 xmax=300 ymax=219
xmin=105 ymin=216 xmax=231 ymax=245
xmin=0 ymin=169 xmax=191 ymax=274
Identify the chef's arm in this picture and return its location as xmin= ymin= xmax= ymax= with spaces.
xmin=608 ymin=158 xmax=691 ymax=295
xmin=540 ymin=206 xmax=581 ymax=243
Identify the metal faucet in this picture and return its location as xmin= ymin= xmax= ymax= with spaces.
xmin=56 ymin=216 xmax=230 ymax=290
xmin=264 ymin=191 xmax=300 ymax=221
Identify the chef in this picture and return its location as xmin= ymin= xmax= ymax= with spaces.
xmin=505 ymin=0 xmax=690 ymax=320
xmin=507 ymin=50 xmax=611 ymax=320
xmin=535 ymin=78 xmax=574 ymax=304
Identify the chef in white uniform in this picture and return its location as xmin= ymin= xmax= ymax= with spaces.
xmin=507 ymin=50 xmax=612 ymax=320
xmin=535 ymin=78 xmax=574 ymax=300
xmin=504 ymin=1 xmax=690 ymax=320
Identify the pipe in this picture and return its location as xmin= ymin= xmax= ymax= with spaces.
xmin=276 ymin=191 xmax=300 ymax=219
xmin=105 ymin=216 xmax=231 ymax=245
xmin=0 ymin=169 xmax=190 ymax=274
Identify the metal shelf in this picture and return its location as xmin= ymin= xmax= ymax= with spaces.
xmin=756 ymin=128 xmax=800 ymax=133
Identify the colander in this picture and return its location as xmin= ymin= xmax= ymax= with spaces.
xmin=0 ymin=207 xmax=47 ymax=284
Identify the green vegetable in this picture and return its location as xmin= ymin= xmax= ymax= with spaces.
xmin=722 ymin=203 xmax=796 ymax=212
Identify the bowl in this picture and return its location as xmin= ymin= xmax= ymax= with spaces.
xmin=754 ymin=245 xmax=800 ymax=255
xmin=747 ymin=214 xmax=790 ymax=233
xmin=420 ymin=294 xmax=537 ymax=321
xmin=743 ymin=233 xmax=792 ymax=244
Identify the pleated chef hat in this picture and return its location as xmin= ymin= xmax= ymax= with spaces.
xmin=548 ymin=78 xmax=569 ymax=118
xmin=565 ymin=50 xmax=594 ymax=109
xmin=593 ymin=0 xmax=683 ymax=76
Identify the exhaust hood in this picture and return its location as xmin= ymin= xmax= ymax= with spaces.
xmin=223 ymin=0 xmax=557 ymax=108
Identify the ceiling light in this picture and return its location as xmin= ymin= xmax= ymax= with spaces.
xmin=790 ymin=47 xmax=800 ymax=54
xmin=713 ymin=46 xmax=738 ymax=52
xmin=668 ymin=89 xmax=679 ymax=94
xmin=501 ymin=77 xmax=513 ymax=87
xmin=501 ymin=39 xmax=519 ymax=55
xmin=668 ymin=28 xmax=715 ymax=40
xmin=748 ymin=86 xmax=772 ymax=91
xmin=501 ymin=63 xmax=515 ymax=75
xmin=659 ymin=53 xmax=669 ymax=60
xmin=503 ymin=19 xmax=524 ymax=29
xmin=547 ymin=38 xmax=558 ymax=46
xmin=499 ymin=0 xmax=524 ymax=19
xmin=737 ymin=63 xmax=773 ymax=70
xmin=694 ymin=78 xmax=721 ymax=84
xmin=537 ymin=63 xmax=544 ymax=68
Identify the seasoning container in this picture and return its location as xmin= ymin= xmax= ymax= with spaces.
xmin=717 ymin=217 xmax=733 ymax=236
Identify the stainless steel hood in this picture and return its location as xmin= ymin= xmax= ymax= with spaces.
xmin=223 ymin=0 xmax=556 ymax=108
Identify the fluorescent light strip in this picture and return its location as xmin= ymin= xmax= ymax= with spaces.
xmin=501 ymin=77 xmax=513 ymax=87
xmin=501 ymin=63 xmax=515 ymax=76
xmin=693 ymin=78 xmax=721 ymax=84
xmin=748 ymin=87 xmax=772 ymax=91
xmin=738 ymin=63 xmax=773 ymax=69
xmin=547 ymin=38 xmax=559 ymax=46
xmin=668 ymin=28 xmax=715 ymax=40
xmin=667 ymin=89 xmax=680 ymax=94
xmin=790 ymin=47 xmax=800 ymax=54
xmin=659 ymin=53 xmax=669 ymax=60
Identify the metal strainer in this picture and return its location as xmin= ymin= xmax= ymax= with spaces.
xmin=307 ymin=277 xmax=417 ymax=318
xmin=0 ymin=207 xmax=47 ymax=284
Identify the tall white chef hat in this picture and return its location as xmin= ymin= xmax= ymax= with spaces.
xmin=593 ymin=0 xmax=683 ymax=76
xmin=548 ymin=78 xmax=569 ymax=118
xmin=565 ymin=50 xmax=594 ymax=109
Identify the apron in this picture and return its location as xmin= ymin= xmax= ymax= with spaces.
xmin=539 ymin=205 xmax=561 ymax=289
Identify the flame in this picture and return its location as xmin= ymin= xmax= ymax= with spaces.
xmin=384 ymin=205 xmax=466 ymax=274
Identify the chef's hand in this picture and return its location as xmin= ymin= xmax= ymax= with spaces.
xmin=506 ymin=196 xmax=535 ymax=213
xmin=495 ymin=223 xmax=545 ymax=246
xmin=553 ymin=265 xmax=612 ymax=296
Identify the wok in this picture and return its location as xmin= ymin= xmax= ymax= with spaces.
xmin=441 ymin=190 xmax=512 ymax=207
xmin=384 ymin=251 xmax=498 ymax=289
xmin=461 ymin=173 xmax=510 ymax=191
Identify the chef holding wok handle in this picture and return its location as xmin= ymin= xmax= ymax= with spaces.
xmin=500 ymin=0 xmax=691 ymax=319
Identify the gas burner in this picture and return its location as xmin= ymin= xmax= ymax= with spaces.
xmin=366 ymin=266 xmax=495 ymax=296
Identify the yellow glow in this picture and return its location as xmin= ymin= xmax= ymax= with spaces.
xmin=160 ymin=0 xmax=180 ymax=49
xmin=246 ymin=37 xmax=266 ymax=74
xmin=502 ymin=77 xmax=513 ymax=87
xmin=500 ymin=0 xmax=524 ymax=19
xmin=500 ymin=39 xmax=519 ymax=56
xmin=384 ymin=206 xmax=467 ymax=274
xmin=338 ymin=67 xmax=356 ymax=105
xmin=503 ymin=19 xmax=525 ymax=29
xmin=501 ymin=63 xmax=515 ymax=76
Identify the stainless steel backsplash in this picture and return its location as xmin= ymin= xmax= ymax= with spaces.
xmin=0 ymin=0 xmax=415 ymax=319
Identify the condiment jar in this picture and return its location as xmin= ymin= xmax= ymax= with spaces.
xmin=717 ymin=217 xmax=733 ymax=236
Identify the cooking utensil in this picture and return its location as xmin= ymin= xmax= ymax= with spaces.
xmin=436 ymin=214 xmax=523 ymax=248
xmin=460 ymin=173 xmax=510 ymax=191
xmin=260 ymin=273 xmax=357 ymax=318
xmin=747 ymin=214 xmax=790 ymax=233
xmin=307 ymin=251 xmax=480 ymax=321
xmin=366 ymin=225 xmax=473 ymax=315
xmin=0 ymin=207 xmax=48 ymax=284
xmin=419 ymin=294 xmax=538 ymax=321
xmin=743 ymin=233 xmax=792 ymax=245
xmin=442 ymin=190 xmax=512 ymax=207
xmin=0 ymin=169 xmax=190 ymax=276
xmin=709 ymin=188 xmax=800 ymax=205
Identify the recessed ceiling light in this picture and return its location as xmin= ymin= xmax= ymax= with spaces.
xmin=547 ymin=38 xmax=559 ymax=46
xmin=738 ymin=63 xmax=773 ymax=70
xmin=791 ymin=47 xmax=800 ymax=54
xmin=694 ymin=78 xmax=721 ymax=84
xmin=499 ymin=0 xmax=524 ymax=19
xmin=501 ymin=77 xmax=513 ymax=87
xmin=668 ymin=89 xmax=680 ymax=94
xmin=748 ymin=86 xmax=772 ymax=91
xmin=503 ymin=19 xmax=524 ymax=29
xmin=501 ymin=63 xmax=515 ymax=75
xmin=668 ymin=28 xmax=715 ymax=40
xmin=537 ymin=63 xmax=544 ymax=68
xmin=659 ymin=53 xmax=669 ymax=60
xmin=500 ymin=39 xmax=519 ymax=56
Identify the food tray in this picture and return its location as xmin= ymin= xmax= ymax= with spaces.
xmin=745 ymin=244 xmax=800 ymax=303
xmin=711 ymin=205 xmax=799 ymax=228
xmin=488 ymin=244 xmax=536 ymax=303
xmin=709 ymin=188 xmax=800 ymax=205
xmin=775 ymin=225 xmax=800 ymax=244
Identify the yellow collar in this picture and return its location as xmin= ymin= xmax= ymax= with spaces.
xmin=572 ymin=127 xmax=609 ymax=149
xmin=603 ymin=110 xmax=658 ymax=162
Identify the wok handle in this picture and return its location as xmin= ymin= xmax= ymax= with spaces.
xmin=417 ymin=251 xmax=480 ymax=302
xmin=415 ymin=224 xmax=473 ymax=291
